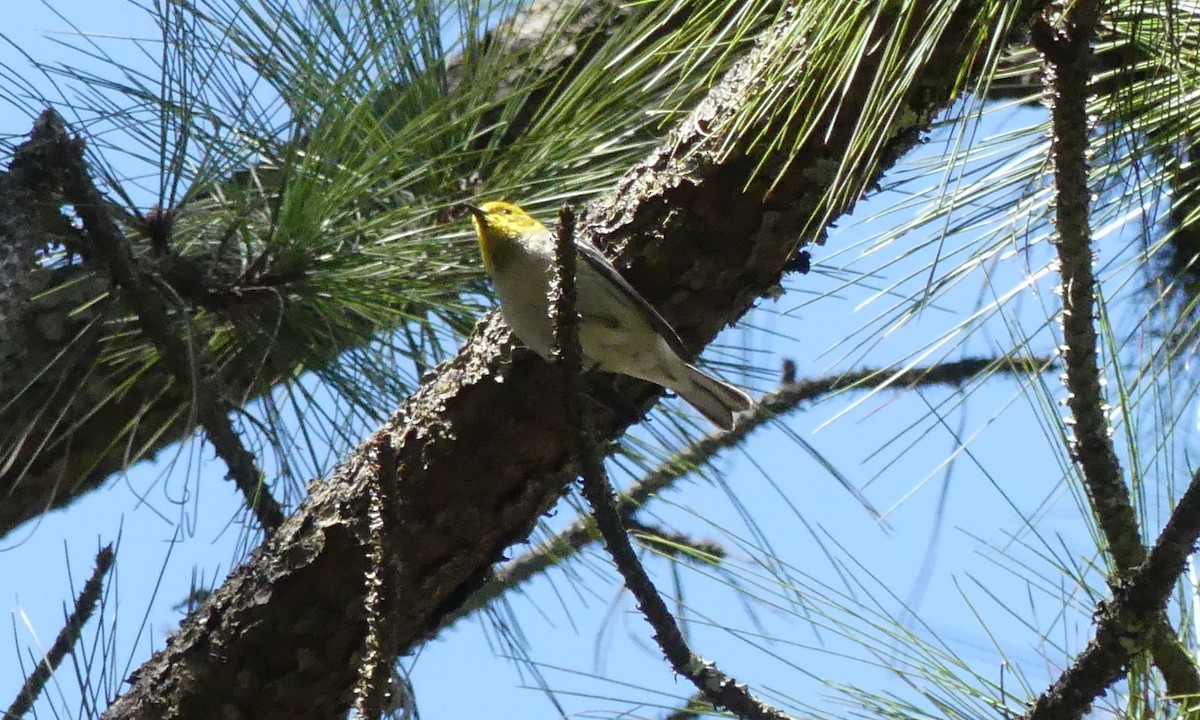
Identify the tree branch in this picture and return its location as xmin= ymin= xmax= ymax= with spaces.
xmin=30 ymin=110 xmax=284 ymax=532
xmin=1022 ymin=466 xmax=1200 ymax=719
xmin=5 ymin=544 xmax=114 ymax=720
xmin=1036 ymin=0 xmax=1200 ymax=700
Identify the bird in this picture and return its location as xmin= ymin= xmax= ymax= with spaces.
xmin=464 ymin=200 xmax=752 ymax=430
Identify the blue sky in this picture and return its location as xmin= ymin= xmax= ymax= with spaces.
xmin=1 ymin=3 xmax=1189 ymax=719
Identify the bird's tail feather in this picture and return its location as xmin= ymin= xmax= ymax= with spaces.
xmin=674 ymin=364 xmax=753 ymax=430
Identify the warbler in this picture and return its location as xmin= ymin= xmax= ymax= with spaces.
xmin=465 ymin=201 xmax=752 ymax=429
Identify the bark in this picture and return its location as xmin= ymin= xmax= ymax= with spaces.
xmin=101 ymin=2 xmax=1043 ymax=718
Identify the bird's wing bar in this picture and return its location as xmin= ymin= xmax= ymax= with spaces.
xmin=574 ymin=239 xmax=690 ymax=358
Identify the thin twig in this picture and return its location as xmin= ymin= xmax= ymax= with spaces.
xmin=550 ymin=203 xmax=790 ymax=720
xmin=445 ymin=355 xmax=1053 ymax=627
xmin=5 ymin=544 xmax=114 ymax=720
xmin=1036 ymin=0 xmax=1200 ymax=700
xmin=33 ymin=109 xmax=284 ymax=532
xmin=1039 ymin=0 xmax=1142 ymax=582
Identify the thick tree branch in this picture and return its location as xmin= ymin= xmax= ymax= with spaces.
xmin=103 ymin=3 xmax=1046 ymax=718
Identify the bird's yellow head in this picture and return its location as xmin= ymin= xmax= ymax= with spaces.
xmin=464 ymin=201 xmax=548 ymax=272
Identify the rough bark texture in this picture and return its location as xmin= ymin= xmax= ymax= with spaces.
xmin=101 ymin=2 xmax=1042 ymax=718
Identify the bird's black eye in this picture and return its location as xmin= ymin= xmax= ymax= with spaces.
xmin=500 ymin=208 xmax=511 ymax=214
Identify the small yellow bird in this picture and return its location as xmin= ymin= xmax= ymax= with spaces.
xmin=465 ymin=201 xmax=752 ymax=429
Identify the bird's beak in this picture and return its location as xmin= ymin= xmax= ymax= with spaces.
xmin=460 ymin=202 xmax=484 ymax=219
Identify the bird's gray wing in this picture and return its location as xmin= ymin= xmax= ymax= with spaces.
xmin=574 ymin=239 xmax=690 ymax=358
